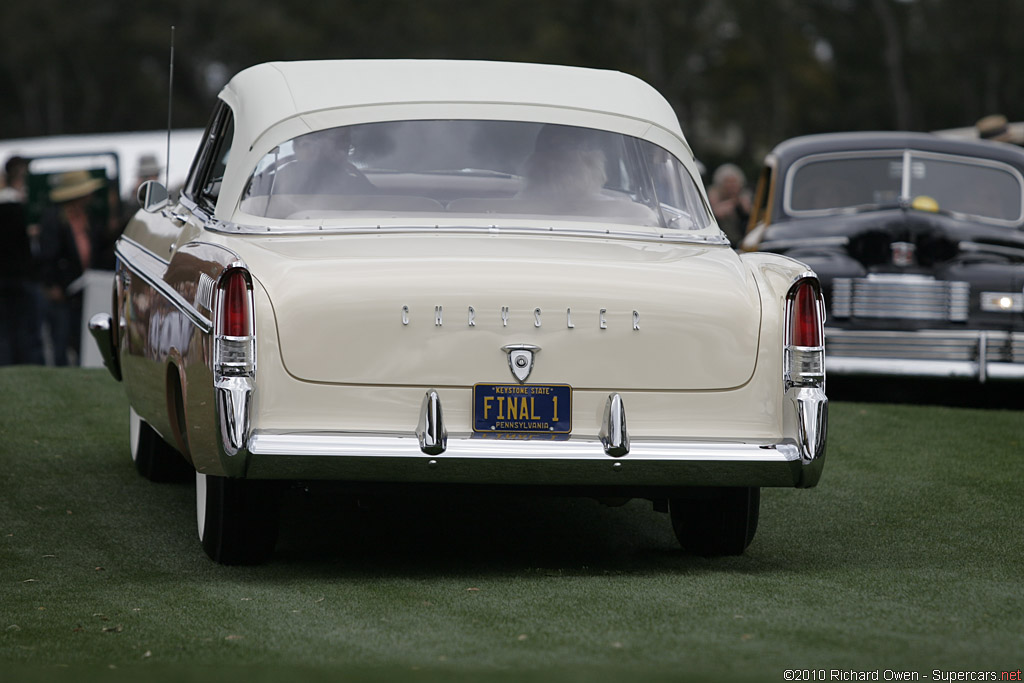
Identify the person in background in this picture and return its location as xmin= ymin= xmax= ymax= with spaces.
xmin=708 ymin=163 xmax=752 ymax=248
xmin=38 ymin=170 xmax=105 ymax=366
xmin=0 ymin=155 xmax=44 ymax=365
xmin=121 ymin=153 xmax=162 ymax=226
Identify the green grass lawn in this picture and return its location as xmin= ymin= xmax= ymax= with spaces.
xmin=1 ymin=367 xmax=1022 ymax=682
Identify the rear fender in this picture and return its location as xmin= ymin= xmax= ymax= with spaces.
xmin=741 ymin=252 xmax=828 ymax=486
xmin=116 ymin=236 xmax=250 ymax=477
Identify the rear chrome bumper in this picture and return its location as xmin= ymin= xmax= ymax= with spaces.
xmin=826 ymin=328 xmax=1024 ymax=382
xmin=245 ymin=433 xmax=820 ymax=488
xmin=211 ymin=376 xmax=827 ymax=489
xmin=88 ymin=313 xmax=122 ymax=382
xmin=240 ymin=386 xmax=827 ymax=489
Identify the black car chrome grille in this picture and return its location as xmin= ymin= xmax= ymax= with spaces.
xmin=831 ymin=275 xmax=970 ymax=322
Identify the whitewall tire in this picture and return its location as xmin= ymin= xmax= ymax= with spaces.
xmin=128 ymin=407 xmax=191 ymax=482
xmin=195 ymin=471 xmax=282 ymax=565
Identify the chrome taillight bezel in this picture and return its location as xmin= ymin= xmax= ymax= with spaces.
xmin=214 ymin=268 xmax=256 ymax=379
xmin=784 ymin=276 xmax=826 ymax=389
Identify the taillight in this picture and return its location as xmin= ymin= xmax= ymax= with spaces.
xmin=785 ymin=278 xmax=824 ymax=388
xmin=215 ymin=269 xmax=255 ymax=377
xmin=790 ymin=280 xmax=822 ymax=347
xmin=222 ymin=270 xmax=251 ymax=337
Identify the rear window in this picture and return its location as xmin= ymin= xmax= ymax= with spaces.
xmin=239 ymin=120 xmax=710 ymax=230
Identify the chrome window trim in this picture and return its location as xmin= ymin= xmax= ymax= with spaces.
xmin=179 ymin=194 xmax=222 ymax=229
xmin=185 ymin=101 xmax=234 ymax=213
xmin=783 ymin=148 xmax=1024 ymax=226
xmin=203 ymin=220 xmax=730 ymax=245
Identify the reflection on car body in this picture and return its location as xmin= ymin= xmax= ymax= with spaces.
xmin=90 ymin=59 xmax=827 ymax=564
xmin=743 ymin=131 xmax=1024 ymax=382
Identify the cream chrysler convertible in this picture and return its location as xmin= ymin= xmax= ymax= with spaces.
xmin=89 ymin=60 xmax=827 ymax=564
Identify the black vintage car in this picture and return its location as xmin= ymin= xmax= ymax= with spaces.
xmin=743 ymin=132 xmax=1024 ymax=382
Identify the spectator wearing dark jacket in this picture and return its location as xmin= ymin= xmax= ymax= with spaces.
xmin=38 ymin=170 xmax=105 ymax=366
xmin=0 ymin=155 xmax=43 ymax=365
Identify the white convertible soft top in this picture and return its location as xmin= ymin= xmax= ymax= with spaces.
xmin=220 ymin=59 xmax=688 ymax=155
xmin=213 ymin=60 xmax=703 ymax=226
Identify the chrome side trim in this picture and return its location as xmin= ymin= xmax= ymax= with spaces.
xmin=115 ymin=238 xmax=213 ymax=334
xmin=599 ymin=393 xmax=629 ymax=457
xmin=416 ymin=390 xmax=447 ymax=455
xmin=118 ymin=234 xmax=169 ymax=265
xmin=87 ymin=313 xmax=122 ymax=382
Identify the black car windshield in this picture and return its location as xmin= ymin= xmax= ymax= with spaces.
xmin=239 ymin=120 xmax=711 ymax=230
xmin=786 ymin=150 xmax=1024 ymax=225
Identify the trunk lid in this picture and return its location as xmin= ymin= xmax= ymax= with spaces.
xmin=240 ymin=232 xmax=762 ymax=391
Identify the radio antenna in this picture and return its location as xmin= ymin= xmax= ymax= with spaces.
xmin=165 ymin=25 xmax=175 ymax=189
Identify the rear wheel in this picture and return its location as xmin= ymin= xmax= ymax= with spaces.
xmin=129 ymin=407 xmax=192 ymax=482
xmin=669 ymin=487 xmax=760 ymax=556
xmin=196 ymin=472 xmax=281 ymax=565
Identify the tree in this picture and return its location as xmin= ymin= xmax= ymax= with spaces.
xmin=2 ymin=0 xmax=1024 ymax=174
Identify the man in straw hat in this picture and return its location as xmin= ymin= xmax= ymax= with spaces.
xmin=38 ymin=170 xmax=106 ymax=366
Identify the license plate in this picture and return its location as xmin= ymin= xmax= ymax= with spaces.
xmin=472 ymin=384 xmax=572 ymax=434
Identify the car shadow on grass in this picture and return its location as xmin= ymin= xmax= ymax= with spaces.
xmin=142 ymin=478 xmax=871 ymax=576
xmin=270 ymin=484 xmax=695 ymax=575
xmin=128 ymin=472 xmax=833 ymax=576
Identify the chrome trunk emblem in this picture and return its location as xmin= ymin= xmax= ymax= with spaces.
xmin=502 ymin=344 xmax=539 ymax=383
